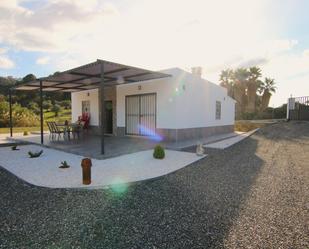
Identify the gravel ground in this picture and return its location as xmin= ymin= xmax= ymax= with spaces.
xmin=0 ymin=121 xmax=308 ymax=249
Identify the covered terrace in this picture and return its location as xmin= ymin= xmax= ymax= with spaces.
xmin=9 ymin=59 xmax=170 ymax=156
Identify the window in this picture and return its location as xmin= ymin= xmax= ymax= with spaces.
xmin=216 ymin=101 xmax=221 ymax=120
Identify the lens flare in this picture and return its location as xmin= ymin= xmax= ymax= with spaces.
xmin=138 ymin=124 xmax=163 ymax=142
xmin=110 ymin=177 xmax=128 ymax=195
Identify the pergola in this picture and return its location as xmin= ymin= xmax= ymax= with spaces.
xmin=10 ymin=59 xmax=170 ymax=154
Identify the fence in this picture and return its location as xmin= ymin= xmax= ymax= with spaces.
xmin=287 ymin=96 xmax=309 ymax=120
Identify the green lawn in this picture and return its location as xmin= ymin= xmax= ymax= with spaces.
xmin=0 ymin=109 xmax=71 ymax=134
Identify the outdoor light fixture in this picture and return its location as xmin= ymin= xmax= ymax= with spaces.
xmin=138 ymin=85 xmax=142 ymax=90
xmin=87 ymin=92 xmax=90 ymax=97
xmin=117 ymin=75 xmax=125 ymax=84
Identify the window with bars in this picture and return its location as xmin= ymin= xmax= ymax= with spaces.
xmin=216 ymin=101 xmax=221 ymax=120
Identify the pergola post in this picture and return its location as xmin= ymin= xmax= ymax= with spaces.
xmin=39 ymin=80 xmax=44 ymax=144
xmin=9 ymin=88 xmax=13 ymax=137
xmin=100 ymin=61 xmax=105 ymax=154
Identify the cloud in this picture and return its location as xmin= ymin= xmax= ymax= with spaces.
xmin=0 ymin=0 xmax=307 ymax=108
xmin=0 ymin=47 xmax=8 ymax=54
xmin=0 ymin=56 xmax=15 ymax=69
xmin=0 ymin=0 xmax=119 ymax=52
xmin=303 ymin=49 xmax=309 ymax=57
xmin=36 ymin=56 xmax=50 ymax=65
xmin=238 ymin=57 xmax=269 ymax=68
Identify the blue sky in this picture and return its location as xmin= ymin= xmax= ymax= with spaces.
xmin=0 ymin=0 xmax=309 ymax=106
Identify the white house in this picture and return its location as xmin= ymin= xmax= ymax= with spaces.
xmin=71 ymin=67 xmax=235 ymax=142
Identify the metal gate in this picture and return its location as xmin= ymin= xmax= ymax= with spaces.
xmin=288 ymin=96 xmax=309 ymax=120
xmin=125 ymin=93 xmax=156 ymax=136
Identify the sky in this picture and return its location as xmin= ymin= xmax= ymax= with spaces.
xmin=0 ymin=0 xmax=309 ymax=107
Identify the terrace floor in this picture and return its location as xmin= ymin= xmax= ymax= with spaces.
xmin=7 ymin=133 xmax=160 ymax=159
xmin=5 ymin=130 xmax=241 ymax=159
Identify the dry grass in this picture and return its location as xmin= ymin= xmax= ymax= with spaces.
xmin=234 ymin=120 xmax=266 ymax=132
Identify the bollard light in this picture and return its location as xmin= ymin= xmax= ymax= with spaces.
xmin=81 ymin=158 xmax=92 ymax=185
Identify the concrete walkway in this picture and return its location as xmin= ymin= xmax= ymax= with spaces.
xmin=205 ymin=129 xmax=259 ymax=149
xmin=0 ymin=144 xmax=204 ymax=189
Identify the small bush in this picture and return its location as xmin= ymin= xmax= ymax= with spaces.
xmin=23 ymin=131 xmax=29 ymax=136
xmin=28 ymin=150 xmax=43 ymax=158
xmin=153 ymin=145 xmax=165 ymax=159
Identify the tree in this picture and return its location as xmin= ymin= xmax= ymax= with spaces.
xmin=232 ymin=68 xmax=250 ymax=116
xmin=59 ymin=100 xmax=71 ymax=109
xmin=27 ymin=102 xmax=40 ymax=115
xmin=219 ymin=69 xmax=234 ymax=97
xmin=259 ymin=77 xmax=276 ymax=111
xmin=219 ymin=67 xmax=277 ymax=119
xmin=51 ymin=104 xmax=61 ymax=117
xmin=22 ymin=74 xmax=36 ymax=83
xmin=43 ymin=100 xmax=53 ymax=111
xmin=247 ymin=67 xmax=262 ymax=112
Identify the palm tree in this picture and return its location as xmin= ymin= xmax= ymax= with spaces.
xmin=232 ymin=68 xmax=250 ymax=116
xmin=219 ymin=69 xmax=234 ymax=98
xmin=259 ymin=77 xmax=276 ymax=111
xmin=247 ymin=67 xmax=262 ymax=113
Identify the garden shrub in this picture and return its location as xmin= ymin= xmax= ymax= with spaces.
xmin=23 ymin=131 xmax=29 ymax=136
xmin=153 ymin=145 xmax=165 ymax=159
xmin=0 ymin=100 xmax=39 ymax=127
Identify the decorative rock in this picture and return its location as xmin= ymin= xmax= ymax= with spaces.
xmin=196 ymin=143 xmax=205 ymax=156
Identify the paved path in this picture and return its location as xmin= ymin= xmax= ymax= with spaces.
xmin=0 ymin=122 xmax=308 ymax=248
xmin=0 ymin=145 xmax=204 ymax=188
xmin=205 ymin=128 xmax=258 ymax=149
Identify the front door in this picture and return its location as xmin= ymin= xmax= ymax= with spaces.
xmin=105 ymin=101 xmax=113 ymax=134
xmin=125 ymin=93 xmax=156 ymax=136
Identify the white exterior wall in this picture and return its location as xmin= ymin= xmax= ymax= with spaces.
xmin=116 ymin=75 xmax=178 ymax=129
xmin=71 ymin=89 xmax=99 ymax=126
xmin=71 ymin=68 xmax=235 ymax=130
xmin=170 ymin=70 xmax=235 ymax=129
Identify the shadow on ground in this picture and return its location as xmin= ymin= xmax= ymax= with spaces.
xmin=256 ymin=120 xmax=309 ymax=143
xmin=0 ymin=129 xmax=264 ymax=248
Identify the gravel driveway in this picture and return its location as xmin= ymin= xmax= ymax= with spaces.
xmin=1 ymin=121 xmax=308 ymax=249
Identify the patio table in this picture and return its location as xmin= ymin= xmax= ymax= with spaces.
xmin=56 ymin=123 xmax=81 ymax=141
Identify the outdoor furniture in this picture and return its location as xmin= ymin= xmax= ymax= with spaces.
xmin=46 ymin=121 xmax=65 ymax=141
xmin=47 ymin=121 xmax=63 ymax=141
xmin=71 ymin=124 xmax=82 ymax=140
xmin=79 ymin=113 xmax=90 ymax=131
xmin=52 ymin=122 xmax=65 ymax=141
xmin=56 ymin=123 xmax=82 ymax=141
xmin=46 ymin=122 xmax=55 ymax=140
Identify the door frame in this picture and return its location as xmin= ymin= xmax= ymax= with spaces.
xmin=125 ymin=93 xmax=157 ymax=136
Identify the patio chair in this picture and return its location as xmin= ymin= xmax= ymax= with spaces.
xmin=72 ymin=124 xmax=82 ymax=140
xmin=46 ymin=121 xmax=56 ymax=140
xmin=50 ymin=122 xmax=64 ymax=141
xmin=78 ymin=113 xmax=90 ymax=133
